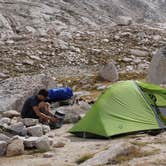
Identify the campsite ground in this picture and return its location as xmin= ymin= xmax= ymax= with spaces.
xmin=1 ymin=123 xmax=166 ymax=166
xmin=0 ymin=124 xmax=109 ymax=166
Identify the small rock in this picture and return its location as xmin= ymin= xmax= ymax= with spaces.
xmin=10 ymin=117 xmax=18 ymax=124
xmin=29 ymin=55 xmax=41 ymax=61
xmin=138 ymin=63 xmax=149 ymax=70
xmin=5 ymin=40 xmax=14 ymax=44
xmin=0 ymin=134 xmax=10 ymax=142
xmin=160 ymin=84 xmax=166 ymax=88
xmin=24 ymin=137 xmax=39 ymax=149
xmin=25 ymin=26 xmax=36 ymax=33
xmin=22 ymin=118 xmax=39 ymax=127
xmin=43 ymin=152 xmax=54 ymax=158
xmin=114 ymin=35 xmax=120 ymax=41
xmin=74 ymin=91 xmax=91 ymax=98
xmin=0 ymin=141 xmax=7 ymax=156
xmin=133 ymin=58 xmax=141 ymax=64
xmin=27 ymin=125 xmax=43 ymax=137
xmin=101 ymin=39 xmax=109 ymax=43
xmin=9 ymin=122 xmax=27 ymax=136
xmin=122 ymin=57 xmax=133 ymax=62
xmin=49 ymin=138 xmax=53 ymax=146
xmin=2 ymin=110 xmax=20 ymax=118
xmin=42 ymin=125 xmax=51 ymax=134
xmin=79 ymin=101 xmax=91 ymax=111
xmin=23 ymin=59 xmax=34 ymax=65
xmin=126 ymin=65 xmax=134 ymax=71
xmin=153 ymin=35 xmax=161 ymax=41
xmin=35 ymin=136 xmax=50 ymax=152
xmin=53 ymin=142 xmax=65 ymax=148
xmin=97 ymin=85 xmax=107 ymax=91
xmin=0 ymin=72 xmax=9 ymax=78
xmin=6 ymin=138 xmax=24 ymax=157
xmin=47 ymin=134 xmax=54 ymax=138
xmin=130 ymin=49 xmax=149 ymax=57
xmin=0 ymin=117 xmax=11 ymax=125
xmin=117 ymin=16 xmax=132 ymax=26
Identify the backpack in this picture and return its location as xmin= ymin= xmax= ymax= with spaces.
xmin=47 ymin=87 xmax=73 ymax=102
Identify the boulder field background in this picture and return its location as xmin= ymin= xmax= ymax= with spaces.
xmin=0 ymin=0 xmax=166 ymax=166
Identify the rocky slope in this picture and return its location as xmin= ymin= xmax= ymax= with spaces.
xmin=0 ymin=0 xmax=166 ymax=79
xmin=0 ymin=24 xmax=166 ymax=79
xmin=0 ymin=0 xmax=166 ymax=38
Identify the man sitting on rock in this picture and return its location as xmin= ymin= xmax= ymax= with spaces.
xmin=21 ymin=89 xmax=58 ymax=124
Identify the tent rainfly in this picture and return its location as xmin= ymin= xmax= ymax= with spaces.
xmin=69 ymin=80 xmax=166 ymax=138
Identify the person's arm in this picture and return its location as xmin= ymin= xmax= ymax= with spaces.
xmin=33 ymin=106 xmax=57 ymax=122
xmin=44 ymin=102 xmax=51 ymax=113
xmin=38 ymin=102 xmax=54 ymax=116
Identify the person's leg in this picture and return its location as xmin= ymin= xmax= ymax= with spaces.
xmin=38 ymin=102 xmax=58 ymax=127
xmin=38 ymin=102 xmax=53 ymax=116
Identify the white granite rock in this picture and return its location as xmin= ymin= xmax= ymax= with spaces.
xmin=147 ymin=46 xmax=166 ymax=84
xmin=117 ymin=16 xmax=132 ymax=26
xmin=0 ymin=141 xmax=7 ymax=156
xmin=9 ymin=122 xmax=27 ymax=136
xmin=43 ymin=152 xmax=54 ymax=158
xmin=130 ymin=49 xmax=149 ymax=57
xmin=35 ymin=136 xmax=51 ymax=152
xmin=22 ymin=118 xmax=39 ymax=127
xmin=0 ymin=117 xmax=11 ymax=125
xmin=27 ymin=125 xmax=43 ymax=137
xmin=99 ymin=62 xmax=119 ymax=82
xmin=24 ymin=137 xmax=39 ymax=149
xmin=0 ymin=134 xmax=10 ymax=142
xmin=80 ymin=142 xmax=138 ymax=166
xmin=2 ymin=110 xmax=20 ymax=118
xmin=10 ymin=117 xmax=18 ymax=124
xmin=42 ymin=125 xmax=51 ymax=134
xmin=6 ymin=138 xmax=24 ymax=157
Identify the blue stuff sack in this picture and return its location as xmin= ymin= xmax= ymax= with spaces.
xmin=47 ymin=87 xmax=73 ymax=101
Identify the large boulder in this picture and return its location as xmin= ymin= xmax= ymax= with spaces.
xmin=80 ymin=142 xmax=138 ymax=166
xmin=99 ymin=62 xmax=119 ymax=82
xmin=55 ymin=105 xmax=83 ymax=124
xmin=0 ymin=74 xmax=57 ymax=112
xmin=117 ymin=16 xmax=133 ymax=26
xmin=147 ymin=46 xmax=166 ymax=84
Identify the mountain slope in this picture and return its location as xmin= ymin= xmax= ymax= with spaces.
xmin=0 ymin=0 xmax=166 ymax=38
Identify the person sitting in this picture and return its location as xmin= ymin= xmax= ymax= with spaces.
xmin=21 ymin=89 xmax=58 ymax=124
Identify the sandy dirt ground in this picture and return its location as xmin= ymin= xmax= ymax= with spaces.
xmin=0 ymin=124 xmax=112 ymax=166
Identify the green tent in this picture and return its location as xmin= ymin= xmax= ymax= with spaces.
xmin=70 ymin=80 xmax=166 ymax=138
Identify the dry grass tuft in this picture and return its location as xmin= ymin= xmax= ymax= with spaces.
xmin=75 ymin=153 xmax=94 ymax=164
